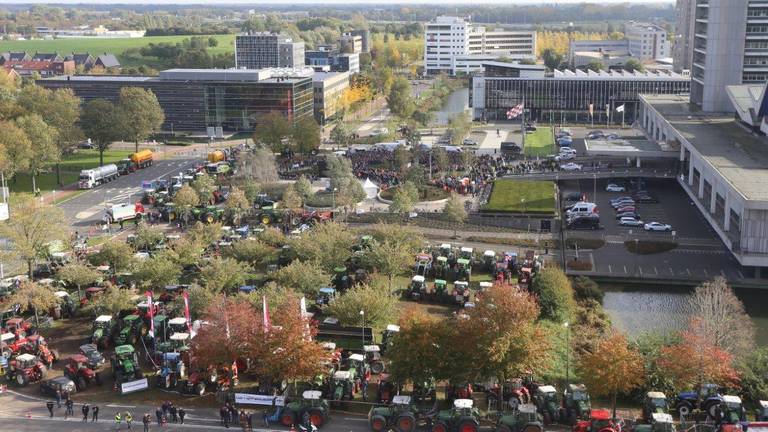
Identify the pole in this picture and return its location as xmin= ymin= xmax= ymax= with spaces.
xmin=565 ymin=322 xmax=570 ymax=386
xmin=593 ymin=173 xmax=597 ymax=202
xmin=622 ymin=110 xmax=626 ymax=128
xmin=521 ymin=99 xmax=526 ymax=150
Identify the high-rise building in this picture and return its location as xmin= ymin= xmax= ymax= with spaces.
xmin=424 ymin=16 xmax=536 ymax=75
xmin=348 ymin=30 xmax=370 ymax=53
xmin=624 ymin=22 xmax=671 ymax=61
xmin=673 ymin=0 xmax=695 ymax=72
xmin=235 ymin=33 xmax=305 ymax=69
xmin=688 ymin=0 xmax=768 ymax=112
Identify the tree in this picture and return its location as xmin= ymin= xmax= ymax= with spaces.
xmin=236 ymin=148 xmax=279 ymax=183
xmin=542 ymin=48 xmax=564 ymax=70
xmin=81 ymin=99 xmax=123 ymax=166
xmin=189 ymin=295 xmax=257 ymax=367
xmin=737 ymin=348 xmax=768 ymax=405
xmin=173 ymin=185 xmax=200 ymax=227
xmin=222 ymin=238 xmax=275 ymax=268
xmin=290 ymin=221 xmax=356 ymax=271
xmin=91 ymin=285 xmax=135 ymax=317
xmin=199 ymin=257 xmax=252 ymax=293
xmin=433 ymin=147 xmax=449 ymax=174
xmin=0 ymin=195 xmax=67 ymax=278
xmin=90 ymin=240 xmax=135 ymax=274
xmin=388 ymin=306 xmax=449 ymax=386
xmin=389 ymin=187 xmax=415 ymax=214
xmin=330 ymin=122 xmax=351 ymax=145
xmin=624 ymin=58 xmax=645 ymax=73
xmin=572 ymin=276 xmax=604 ymax=304
xmin=687 ymin=277 xmax=754 ymax=357
xmin=363 ymin=239 xmax=414 ymax=291
xmin=387 ymin=76 xmax=415 ymax=119
xmin=116 ymin=87 xmax=165 ymax=153
xmin=8 ymin=281 xmax=58 ymax=326
xmin=273 ymin=260 xmax=331 ymax=297
xmin=578 ymin=331 xmax=644 ymax=418
xmin=393 ymin=145 xmax=410 ymax=174
xmin=135 ymin=255 xmax=181 ymax=290
xmin=281 ymin=184 xmax=304 ymax=214
xmin=443 ymin=193 xmax=467 ymax=237
xmin=448 ymin=112 xmax=472 ymax=143
xmin=225 ymin=186 xmax=250 ymax=226
xmin=253 ymin=111 xmax=291 ymax=151
xmin=57 ymin=261 xmax=102 ymax=301
xmin=585 ymin=60 xmax=605 ymax=72
xmin=291 ymin=118 xmax=321 ymax=155
xmin=165 ymin=237 xmax=204 ymax=269
xmin=531 ymin=267 xmax=577 ymax=322
xmin=327 ymin=280 xmax=398 ymax=328
xmin=133 ymin=221 xmax=165 ymax=252
xmin=0 ymin=121 xmax=32 ymax=178
xmin=294 ymin=176 xmax=313 ymax=200
xmin=365 ymin=223 xmax=425 ymax=253
xmin=15 ymin=114 xmax=58 ymax=193
xmin=186 ymin=283 xmax=215 ymax=318
xmin=191 ymin=174 xmax=217 ymax=205
xmin=188 ymin=221 xmax=223 ymax=246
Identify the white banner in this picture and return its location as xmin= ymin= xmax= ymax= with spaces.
xmin=0 ymin=203 xmax=8 ymax=221
xmin=120 ymin=378 xmax=148 ymax=395
xmin=234 ymin=394 xmax=285 ymax=406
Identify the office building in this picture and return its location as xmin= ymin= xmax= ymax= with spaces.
xmin=305 ymin=51 xmax=359 ymax=73
xmin=38 ymin=68 xmax=314 ymax=133
xmin=687 ymin=0 xmax=768 ymax=112
xmin=312 ymin=71 xmax=350 ymax=124
xmin=340 ymin=34 xmax=363 ymax=54
xmin=568 ymin=40 xmax=630 ymax=63
xmin=347 ymin=30 xmax=370 ymax=53
xmin=673 ymin=0 xmax=695 ymax=72
xmin=624 ymin=22 xmax=670 ymax=61
xmin=235 ymin=33 xmax=305 ymax=69
xmin=470 ymin=62 xmax=690 ymax=123
xmin=424 ymin=16 xmax=536 ymax=75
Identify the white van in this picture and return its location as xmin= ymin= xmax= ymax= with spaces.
xmin=566 ymin=202 xmax=599 ymax=219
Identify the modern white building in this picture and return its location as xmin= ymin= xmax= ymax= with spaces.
xmin=568 ymin=39 xmax=630 ymax=63
xmin=624 ymin=22 xmax=670 ymax=61
xmin=424 ymin=16 xmax=536 ymax=75
xmin=673 ymin=0 xmax=695 ymax=72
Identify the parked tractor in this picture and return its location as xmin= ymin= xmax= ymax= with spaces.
xmin=435 ymin=256 xmax=449 ymax=278
xmin=377 ymin=373 xmax=397 ymax=404
xmin=633 ymin=413 xmax=676 ymax=432
xmin=113 ymin=314 xmax=143 ymax=346
xmin=81 ymin=286 xmax=106 ymax=307
xmin=415 ymin=254 xmax=433 ymax=277
xmin=495 ymin=404 xmax=543 ymax=432
xmin=333 ymin=267 xmax=351 ymax=291
xmin=91 ymin=315 xmax=115 ymax=349
xmin=453 ymin=281 xmax=470 ymax=306
xmin=483 ymin=250 xmax=497 ymax=272
xmin=430 ymin=399 xmax=480 ymax=432
xmin=280 ymin=390 xmax=330 ymax=427
xmin=459 ymin=247 xmax=474 ymax=261
xmin=643 ymin=392 xmax=669 ymax=423
xmin=380 ymin=324 xmax=399 ymax=355
xmin=8 ymin=353 xmax=47 ymax=386
xmin=456 ymin=259 xmax=472 ymax=280
xmin=63 ymin=354 xmax=101 ymax=391
xmin=717 ymin=395 xmax=747 ymax=426
xmin=369 ymin=395 xmax=418 ymax=432
xmin=181 ymin=367 xmax=218 ymax=396
xmin=757 ymin=401 xmax=768 ymax=421
xmin=22 ymin=335 xmax=59 ymax=367
xmin=413 ymin=379 xmax=437 ymax=405
xmin=434 ymin=280 xmax=448 ymax=300
xmin=330 ymin=370 xmax=356 ymax=402
xmin=674 ymin=383 xmax=723 ymax=417
xmin=111 ymin=344 xmax=143 ymax=384
xmin=563 ymin=384 xmax=592 ymax=425
xmin=316 ymin=287 xmax=336 ymax=309
xmin=156 ymin=352 xmax=186 ymax=390
xmin=486 ymin=379 xmax=532 ymax=411
xmin=573 ymin=409 xmax=620 ymax=432
xmin=363 ymin=345 xmax=385 ymax=374
xmin=78 ymin=344 xmax=105 ymax=370
xmin=407 ymin=275 xmax=427 ymax=301
xmin=532 ymin=385 xmax=561 ymax=425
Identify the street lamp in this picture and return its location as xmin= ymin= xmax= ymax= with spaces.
xmin=360 ymin=310 xmax=365 ymax=347
xmin=564 ymin=321 xmax=571 ymax=386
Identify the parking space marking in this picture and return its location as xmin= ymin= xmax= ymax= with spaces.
xmin=623 ymin=265 xmax=627 ymax=274
xmin=608 ymin=264 xmax=612 ymax=273
xmin=686 ymin=268 xmax=691 ymax=276
xmin=654 ymin=267 xmax=658 ymax=275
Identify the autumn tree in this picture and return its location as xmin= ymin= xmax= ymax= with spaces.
xmin=57 ymin=261 xmax=102 ymax=300
xmin=199 ymin=257 xmax=252 ymax=293
xmin=531 ymin=267 xmax=577 ymax=323
xmin=81 ymin=99 xmax=123 ymax=166
xmin=190 ymin=295 xmax=258 ymax=368
xmin=330 ymin=122 xmax=351 ymax=145
xmin=47 ymin=89 xmax=83 ymax=185
xmin=363 ymin=239 xmax=414 ymax=291
xmin=225 ymin=186 xmax=251 ymax=226
xmin=253 ymin=111 xmax=291 ymax=151
xmin=89 ymin=240 xmax=135 ymax=274
xmin=173 ymin=185 xmax=200 ymax=227
xmin=327 ymin=280 xmax=398 ymax=328
xmin=578 ymin=331 xmax=644 ymax=418
xmin=236 ymin=148 xmax=279 ymax=183
xmin=116 ymin=87 xmax=165 ymax=153
xmin=364 ymin=223 xmax=425 ymax=253
xmin=8 ymin=281 xmax=58 ymax=326
xmin=133 ymin=221 xmax=165 ymax=252
xmin=687 ymin=277 xmax=754 ymax=357
xmin=290 ymin=221 xmax=356 ymax=271
xmin=90 ymin=285 xmax=134 ymax=317
xmin=389 ymin=187 xmax=415 ymax=214
xmin=291 ymin=118 xmax=321 ymax=155
xmin=272 ymin=260 xmax=330 ymax=297
xmin=188 ymin=221 xmax=223 ymax=247
xmin=186 ymin=283 xmax=215 ymax=318
xmin=222 ymin=239 xmax=275 ymax=268
xmin=388 ymin=306 xmax=449 ymax=386
xmin=0 ymin=121 xmax=32 ymax=178
xmin=443 ymin=193 xmax=467 ymax=237
xmin=135 ymin=255 xmax=181 ymax=290
xmin=294 ymin=175 xmax=313 ymax=200
xmin=191 ymin=174 xmax=217 ymax=205
xmin=387 ymin=76 xmax=415 ymax=119
xmin=164 ymin=237 xmax=204 ymax=269
xmin=16 ymin=113 xmax=59 ymax=193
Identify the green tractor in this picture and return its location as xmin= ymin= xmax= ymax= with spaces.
xmin=563 ymin=384 xmax=591 ymax=425
xmin=483 ymin=250 xmax=497 ymax=272
xmin=532 ymin=385 xmax=560 ymax=425
xmin=111 ymin=344 xmax=143 ymax=386
xmin=192 ymin=206 xmax=225 ymax=224
xmin=456 ymin=258 xmax=471 ymax=280
xmin=634 ymin=413 xmax=676 ymax=432
xmin=159 ymin=202 xmax=178 ymax=222
xmin=642 ymin=392 xmax=669 ymax=423
xmin=333 ymin=267 xmax=351 ymax=291
xmin=495 ymin=404 xmax=544 ymax=432
xmin=435 ymin=256 xmax=449 ymax=278
xmin=280 ymin=390 xmax=330 ymax=428
xmin=330 ymin=370 xmax=356 ymax=403
xmin=363 ymin=345 xmax=385 ymax=374
xmin=113 ymin=314 xmax=143 ymax=347
xmin=434 ymin=279 xmax=448 ymax=300
xmin=430 ymin=399 xmax=480 ymax=432
xmin=91 ymin=315 xmax=115 ymax=349
xmin=406 ymin=275 xmax=427 ymax=301
xmin=380 ymin=324 xmax=400 ymax=355
xmin=369 ymin=395 xmax=418 ymax=432
xmin=256 ymin=203 xmax=283 ymax=226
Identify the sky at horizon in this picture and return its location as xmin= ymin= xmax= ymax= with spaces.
xmin=1 ymin=0 xmax=675 ymax=4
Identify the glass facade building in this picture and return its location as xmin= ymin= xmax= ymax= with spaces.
xmin=38 ymin=69 xmax=313 ymax=132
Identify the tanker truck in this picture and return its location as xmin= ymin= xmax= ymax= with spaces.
xmin=130 ymin=150 xmax=154 ymax=169
xmin=207 ymin=150 xmax=226 ymax=164
xmin=78 ymin=164 xmax=119 ymax=189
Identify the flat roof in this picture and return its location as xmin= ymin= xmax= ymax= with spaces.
xmin=585 ymin=137 xmax=677 ymax=158
xmin=643 ymin=93 xmax=768 ymax=201
xmin=481 ymin=61 xmax=545 ymax=71
xmin=41 ymin=68 xmax=313 ymax=84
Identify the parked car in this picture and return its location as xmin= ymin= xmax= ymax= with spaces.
xmin=605 ymin=183 xmax=625 ymax=192
xmin=462 ymin=138 xmax=478 ymax=146
xmin=611 ymin=200 xmax=635 ymax=209
xmin=78 ymin=139 xmax=94 ymax=149
xmin=587 ymin=131 xmax=604 ymax=139
xmin=610 ymin=196 xmax=632 ymax=203
xmin=606 ymin=133 xmax=620 ymax=140
xmin=41 ymin=376 xmax=76 ymax=397
xmin=634 ymin=194 xmax=659 ymax=203
xmin=555 ymin=153 xmax=575 ymax=161
xmin=560 ymin=163 xmax=582 ymax=171
xmin=560 ymin=147 xmax=577 ymax=155
xmin=619 ymin=217 xmax=645 ymax=227
xmin=615 ymin=212 xmax=641 ymax=220
xmin=563 ymin=192 xmax=583 ymax=202
xmin=566 ymin=202 xmax=599 ymax=218
xmin=644 ymin=222 xmax=672 ymax=232
xmin=568 ymin=215 xmax=601 ymax=230
xmin=557 ymin=137 xmax=573 ymax=146
xmin=615 ymin=206 xmax=637 ymax=214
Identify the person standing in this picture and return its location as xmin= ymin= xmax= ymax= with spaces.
xmin=65 ymin=398 xmax=74 ymax=419
xmin=262 ymin=409 xmax=270 ymax=427
xmin=55 ymin=389 xmax=61 ymax=408
xmin=220 ymin=405 xmax=230 ymax=428
xmin=169 ymin=404 xmax=177 ymax=423
xmin=143 ymin=414 xmax=151 ymax=432
xmin=92 ymin=405 xmax=100 ymax=422
xmin=155 ymin=407 xmax=163 ymax=426
xmin=115 ymin=412 xmax=122 ymax=430
xmin=46 ymin=400 xmax=54 ymax=418
xmin=82 ymin=403 xmax=90 ymax=421
xmin=178 ymin=407 xmax=186 ymax=425
xmin=125 ymin=411 xmax=133 ymax=430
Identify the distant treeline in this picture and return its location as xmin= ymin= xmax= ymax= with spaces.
xmin=145 ymin=27 xmax=232 ymax=37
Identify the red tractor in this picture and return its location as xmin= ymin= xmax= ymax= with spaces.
xmin=4 ymin=317 xmax=30 ymax=335
xmin=80 ymin=286 xmax=105 ymax=307
xmin=8 ymin=353 xmax=47 ymax=386
xmin=486 ymin=379 xmax=532 ymax=411
xmin=63 ymin=354 xmax=101 ymax=391
xmin=573 ymin=410 xmax=620 ymax=432
xmin=22 ymin=335 xmax=59 ymax=367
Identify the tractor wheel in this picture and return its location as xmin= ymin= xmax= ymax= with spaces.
xmin=370 ymin=361 xmax=384 ymax=375
xmin=370 ymin=415 xmax=386 ymax=432
xmin=522 ymin=424 xmax=543 ymax=432
xmin=705 ymin=402 xmax=720 ymax=419
xmin=496 ymin=425 xmax=512 ymax=432
xmin=168 ymin=212 xmax=177 ymax=222
xmin=260 ymin=213 xmax=273 ymax=225
xmin=308 ymin=408 xmax=325 ymax=427
xmin=15 ymin=374 xmax=27 ymax=386
xmin=38 ymin=365 xmax=47 ymax=380
xmin=677 ymin=402 xmax=693 ymax=417
xmin=280 ymin=409 xmax=295 ymax=427
xmin=204 ymin=214 xmax=215 ymax=224
xmin=432 ymin=422 xmax=448 ymax=432
xmin=457 ymin=419 xmax=478 ymax=432
xmin=77 ymin=376 xmax=87 ymax=391
xmin=396 ymin=413 xmax=416 ymax=432
xmin=195 ymin=382 xmax=205 ymax=396
xmin=487 ymin=394 xmax=499 ymax=410
xmin=95 ymin=372 xmax=101 ymax=385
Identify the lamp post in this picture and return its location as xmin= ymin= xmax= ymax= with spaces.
xmin=564 ymin=321 xmax=571 ymax=386
xmin=360 ymin=310 xmax=365 ymax=347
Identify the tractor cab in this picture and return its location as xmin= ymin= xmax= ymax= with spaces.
xmin=574 ymin=409 xmax=617 ymax=432
xmin=114 ymin=314 xmax=142 ymax=346
xmin=633 ymin=413 xmax=676 ymax=432
xmin=331 ymin=370 xmax=355 ymax=401
xmin=408 ymin=275 xmax=426 ymax=300
xmin=159 ymin=284 xmax=188 ymax=303
xmin=316 ymin=287 xmax=336 ymax=308
xmin=460 ymin=247 xmax=474 ymax=260
xmin=347 ymin=353 xmax=365 ymax=377
xmin=156 ymin=351 xmax=187 ymax=390
xmin=381 ymin=324 xmax=399 ymax=355
xmin=376 ymin=373 xmax=396 ymax=404
xmin=433 ymin=279 xmax=448 ymax=297
xmin=721 ymin=395 xmax=747 ymax=425
xmin=456 ymin=259 xmax=471 ymax=280
xmin=363 ymin=345 xmax=385 ymax=374
xmin=280 ymin=390 xmax=330 ymax=427
xmin=433 ymin=399 xmax=480 ymax=432
xmin=643 ymin=392 xmax=669 ymax=422
xmin=333 ymin=267 xmax=351 ymax=291
xmin=137 ymin=300 xmax=162 ymax=321
xmin=533 ymin=385 xmax=560 ymax=424
xmin=478 ymin=282 xmax=493 ymax=293
xmin=483 ymin=250 xmax=496 ymax=270
xmin=518 ymin=268 xmax=533 ymax=287
xmin=495 ymin=404 xmax=543 ymax=432
xmin=81 ymin=286 xmax=105 ymax=306
xmin=563 ymin=383 xmax=592 ymax=424
xmin=1 ymin=332 xmax=15 ymax=359
xmin=758 ymin=401 xmax=768 ymax=421
xmin=54 ymin=291 xmax=76 ymax=318
xmin=91 ymin=315 xmax=114 ymax=348
xmin=434 ymin=256 xmax=449 ymax=278
xmin=453 ymin=281 xmax=470 ymax=305
xmin=5 ymin=317 xmax=29 ymax=335
xmin=168 ymin=332 xmax=191 ymax=352
xmin=415 ymin=254 xmax=433 ymax=276
xmin=112 ymin=344 xmax=143 ymax=386
xmin=79 ymin=344 xmax=105 ymax=369
xmin=168 ymin=317 xmax=189 ymax=336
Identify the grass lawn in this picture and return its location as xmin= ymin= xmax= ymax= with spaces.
xmin=523 ymin=127 xmax=556 ymax=157
xmin=0 ymin=35 xmax=235 ymax=68
xmin=483 ymin=179 xmax=556 ymax=214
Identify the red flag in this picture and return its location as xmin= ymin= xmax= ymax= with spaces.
xmin=231 ymin=359 xmax=239 ymax=382
xmin=145 ymin=291 xmax=154 ymax=338
xmin=262 ymin=295 xmax=271 ymax=333
xmin=182 ymin=291 xmax=192 ymax=333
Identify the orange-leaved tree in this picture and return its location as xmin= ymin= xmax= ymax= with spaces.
xmin=387 ymin=306 xmax=451 ymax=386
xmin=577 ymin=331 xmax=645 ymax=418
xmin=190 ymin=295 xmax=259 ymax=370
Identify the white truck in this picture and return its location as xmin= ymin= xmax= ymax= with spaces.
xmin=106 ymin=202 xmax=145 ymax=224
xmin=78 ymin=164 xmax=119 ymax=189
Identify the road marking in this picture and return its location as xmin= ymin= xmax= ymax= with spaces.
xmin=106 ymin=404 xmax=136 ymax=408
xmin=607 ymin=264 xmax=612 ymax=273
xmin=2 ymin=388 xmax=48 ymax=402
xmin=654 ymin=267 xmax=658 ymax=275
xmin=623 ymin=265 xmax=627 ymax=274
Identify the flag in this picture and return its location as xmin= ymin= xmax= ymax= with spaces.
xmin=182 ymin=291 xmax=192 ymax=333
xmin=300 ymin=296 xmax=307 ymax=316
xmin=588 ymin=103 xmax=594 ymax=117
xmin=145 ymin=291 xmax=154 ymax=338
xmin=231 ymin=360 xmax=239 ymax=383
xmin=615 ymin=104 xmax=625 ymax=113
xmin=605 ymin=104 xmax=610 ymax=117
xmin=262 ymin=295 xmax=271 ymax=333
xmin=506 ymin=103 xmax=524 ymax=119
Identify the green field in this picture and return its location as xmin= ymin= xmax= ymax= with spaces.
xmin=0 ymin=35 xmax=236 ymax=68
xmin=10 ymin=149 xmax=133 ymax=194
xmin=483 ymin=180 xmax=556 ymax=214
xmin=523 ymin=127 xmax=556 ymax=157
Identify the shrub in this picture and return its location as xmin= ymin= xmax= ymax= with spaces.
xmin=572 ymin=276 xmax=603 ymax=303
xmin=624 ymin=240 xmax=677 ymax=255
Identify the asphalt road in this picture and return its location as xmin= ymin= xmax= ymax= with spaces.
xmin=58 ymin=156 xmax=204 ymax=229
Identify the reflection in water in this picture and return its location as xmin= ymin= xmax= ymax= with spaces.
xmin=435 ymin=88 xmax=469 ymax=125
xmin=603 ymin=285 xmax=768 ymax=345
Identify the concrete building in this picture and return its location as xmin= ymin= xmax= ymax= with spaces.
xmin=673 ymin=0 xmax=696 ymax=72
xmin=624 ymin=22 xmax=670 ymax=61
xmin=573 ymin=50 xmax=633 ymax=69
xmin=568 ymin=39 xmax=630 ymax=63
xmin=689 ymin=0 xmax=768 ymax=112
xmin=424 ymin=16 xmax=536 ymax=75
xmin=312 ymin=71 xmax=350 ymax=124
xmin=305 ymin=50 xmax=359 ymax=73
xmin=340 ymin=34 xmax=363 ymax=54
xmin=639 ymin=90 xmax=768 ymax=273
xmin=347 ymin=29 xmax=370 ymax=53
xmin=235 ymin=33 xmax=305 ymax=69
xmin=38 ymin=68 xmax=314 ymax=133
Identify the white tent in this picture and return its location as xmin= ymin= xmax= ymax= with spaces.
xmin=361 ymin=178 xmax=379 ymax=199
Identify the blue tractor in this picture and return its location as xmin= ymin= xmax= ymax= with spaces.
xmin=674 ymin=383 xmax=723 ymax=417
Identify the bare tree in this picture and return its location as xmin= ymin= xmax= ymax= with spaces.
xmin=687 ymin=276 xmax=754 ymax=357
xmin=236 ymin=148 xmax=279 ymax=183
